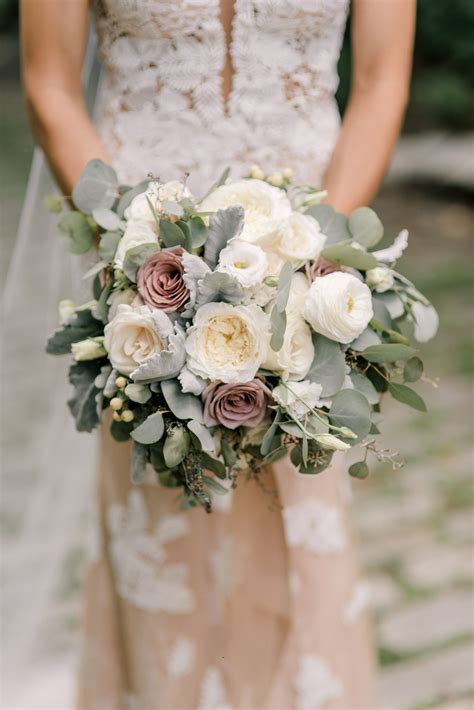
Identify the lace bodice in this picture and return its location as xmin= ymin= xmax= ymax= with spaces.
xmin=92 ymin=0 xmax=349 ymax=192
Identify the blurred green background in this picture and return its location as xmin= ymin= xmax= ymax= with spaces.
xmin=1 ymin=2 xmax=473 ymax=709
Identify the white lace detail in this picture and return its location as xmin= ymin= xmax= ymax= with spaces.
xmin=283 ymin=498 xmax=347 ymax=554
xmin=92 ymin=0 xmax=349 ymax=191
xmin=198 ymin=666 xmax=232 ymax=710
xmin=107 ymin=490 xmax=195 ymax=613
xmin=209 ymin=534 xmax=234 ymax=598
xmin=167 ymin=635 xmax=196 ymax=678
xmin=294 ymin=655 xmax=343 ymax=710
xmin=343 ymin=580 xmax=371 ymax=625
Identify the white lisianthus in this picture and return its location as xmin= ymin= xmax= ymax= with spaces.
xmin=273 ymin=380 xmax=323 ymax=419
xmin=315 ymin=433 xmax=351 ymax=451
xmin=185 ymin=302 xmax=271 ymax=383
xmin=104 ymin=304 xmax=166 ymax=375
xmin=199 ymin=179 xmax=292 ymax=243
xmin=365 ymin=267 xmax=395 ymax=293
xmin=267 ymin=212 xmax=326 ymax=266
xmin=217 ymin=240 xmax=268 ymax=288
xmin=303 ymin=272 xmax=374 ymax=344
xmin=59 ymin=299 xmax=76 ymax=324
xmin=71 ymin=337 xmax=106 ymax=361
xmin=263 ymin=310 xmax=314 ymax=381
xmin=114 ymin=223 xmax=158 ymax=269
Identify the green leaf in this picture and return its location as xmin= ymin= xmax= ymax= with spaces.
xmin=270 ymin=306 xmax=287 ymax=351
xmin=350 ymin=371 xmax=380 ymax=405
xmin=116 ymin=180 xmax=150 ymax=218
xmin=124 ymin=383 xmax=152 ymax=404
xmin=67 ymin=361 xmax=102 ymax=432
xmin=174 ymin=220 xmax=193 ymax=251
xmin=187 ymin=420 xmax=215 ymax=452
xmin=161 ymin=379 xmax=204 ymax=423
xmin=159 ymin=219 xmax=188 ymax=248
xmin=201 ymin=452 xmax=227 ymax=479
xmin=204 ymin=206 xmax=244 ymax=267
xmin=306 ymin=334 xmax=346 ymax=397
xmin=99 ymin=231 xmax=122 ymax=262
xmin=388 ymin=383 xmax=427 ymax=412
xmin=131 ymin=411 xmax=165 ymax=444
xmin=279 ymin=421 xmax=304 ymax=438
xmin=158 ymin=471 xmax=181 ymax=488
xmin=370 ymin=319 xmax=411 ymax=346
xmin=276 ymin=262 xmax=293 ymax=312
xmin=46 ymin=309 xmax=103 ymax=354
xmin=260 ymin=411 xmax=282 ymax=456
xmin=262 ymin=448 xmax=288 ymax=465
xmin=92 ymin=207 xmax=122 ymax=231
xmin=72 ymin=159 xmax=118 ymax=214
xmin=349 ymin=461 xmax=369 ymax=479
xmin=321 ymin=242 xmax=377 ymax=270
xmin=304 ymin=204 xmax=350 ymax=244
xmin=202 ymin=475 xmax=229 ymax=495
xmin=96 ymin=280 xmax=113 ymax=323
xmin=131 ymin=442 xmax=148 ymax=483
xmin=361 ymin=343 xmax=417 ymax=363
xmin=348 ymin=207 xmax=384 ymax=248
xmin=188 ymin=216 xmax=208 ymax=248
xmin=403 ymin=357 xmax=424 ymax=383
xmin=163 ymin=428 xmax=190 ymax=468
xmin=82 ymin=260 xmax=108 ymax=281
xmin=221 ymin=438 xmax=237 ymax=467
xmin=58 ymin=211 xmax=94 ymax=254
xmin=110 ymin=419 xmax=134 ymax=442
xmin=329 ymin=389 xmax=372 ymax=441
xmin=123 ymin=243 xmax=160 ymax=282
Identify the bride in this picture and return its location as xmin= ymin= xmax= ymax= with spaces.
xmin=20 ymin=1 xmax=415 ymax=707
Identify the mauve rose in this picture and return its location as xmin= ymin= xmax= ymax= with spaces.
xmin=306 ymin=257 xmax=341 ymax=282
xmin=137 ymin=247 xmax=189 ymax=313
xmin=202 ymin=379 xmax=271 ymax=430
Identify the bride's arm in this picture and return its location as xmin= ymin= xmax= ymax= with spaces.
xmin=20 ymin=0 xmax=109 ymax=195
xmin=323 ymin=0 xmax=416 ymax=213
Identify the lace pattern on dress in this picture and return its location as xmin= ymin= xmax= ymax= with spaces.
xmin=92 ymin=0 xmax=349 ymax=190
xmin=294 ymin=655 xmax=343 ymax=710
xmin=283 ymin=498 xmax=347 ymax=554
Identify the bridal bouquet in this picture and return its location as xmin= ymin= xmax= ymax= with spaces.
xmin=46 ymin=160 xmax=438 ymax=510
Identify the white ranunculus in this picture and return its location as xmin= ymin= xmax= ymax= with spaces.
xmin=365 ymin=267 xmax=395 ymax=293
xmin=303 ymin=272 xmax=374 ymax=344
xmin=217 ymin=240 xmax=268 ymax=288
xmin=273 ymin=380 xmax=323 ymax=419
xmin=198 ymin=179 xmax=292 ymax=243
xmin=267 ymin=212 xmax=326 ymax=266
xmin=71 ymin=337 xmax=106 ymax=361
xmin=104 ymin=304 xmax=166 ymax=375
xmin=185 ymin=302 xmax=271 ymax=383
xmin=264 ymin=311 xmax=314 ymax=381
xmin=114 ymin=222 xmax=158 ymax=269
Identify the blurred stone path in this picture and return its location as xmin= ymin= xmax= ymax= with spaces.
xmin=352 ymin=379 xmax=474 ymax=709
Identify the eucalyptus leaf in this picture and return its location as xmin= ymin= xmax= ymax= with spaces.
xmin=349 ymin=371 xmax=380 ymax=405
xmin=163 ymin=428 xmax=190 ymax=468
xmin=96 ymin=280 xmax=113 ymax=323
xmin=350 ymin=327 xmax=381 ymax=351
xmin=260 ymin=411 xmax=282 ymax=456
xmin=372 ymin=299 xmax=393 ymax=329
xmin=403 ymin=357 xmax=424 ymax=383
xmin=99 ymin=231 xmax=122 ymax=262
xmin=361 ymin=343 xmax=417 ymax=363
xmin=376 ymin=291 xmax=405 ymax=319
xmin=279 ymin=421 xmax=304 ymax=438
xmin=159 ymin=219 xmax=187 ymax=248
xmin=189 ymin=216 xmax=208 ymax=248
xmin=276 ymin=262 xmax=293 ymax=312
xmin=348 ymin=461 xmax=369 ymax=479
xmin=131 ymin=442 xmax=148 ymax=483
xmin=58 ymin=211 xmax=94 ymax=254
xmin=270 ymin=306 xmax=287 ymax=352
xmin=131 ymin=411 xmax=165 ymax=445
xmin=161 ymin=378 xmax=204 ymax=422
xmin=187 ymin=420 xmax=215 ymax=452
xmin=329 ymin=389 xmax=372 ymax=441
xmin=388 ymin=383 xmax=427 ymax=412
xmin=92 ymin=207 xmax=123 ymax=231
xmin=123 ymin=243 xmax=160 ymax=282
xmin=321 ymin=242 xmax=377 ymax=270
xmin=82 ymin=260 xmax=108 ymax=281
xmin=72 ymin=159 xmax=118 ymax=214
xmin=124 ymin=383 xmax=152 ymax=404
xmin=116 ymin=180 xmax=150 ymax=218
xmin=306 ymin=334 xmax=346 ymax=397
xmin=304 ymin=204 xmax=350 ymax=244
xmin=348 ymin=207 xmax=384 ymax=248
xmin=67 ymin=361 xmax=102 ymax=432
xmin=204 ymin=205 xmax=244 ymax=267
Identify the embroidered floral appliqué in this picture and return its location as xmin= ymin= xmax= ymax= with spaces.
xmin=283 ymin=498 xmax=347 ymax=554
xmin=198 ymin=666 xmax=232 ymax=710
xmin=294 ymin=655 xmax=343 ymax=710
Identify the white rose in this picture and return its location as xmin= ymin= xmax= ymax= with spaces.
xmin=185 ymin=302 xmax=271 ymax=383
xmin=104 ymin=304 xmax=166 ymax=375
xmin=303 ymin=272 xmax=374 ymax=344
xmin=273 ymin=380 xmax=323 ymax=419
xmin=266 ymin=212 xmax=326 ymax=266
xmin=198 ymin=179 xmax=292 ymax=243
xmin=71 ymin=337 xmax=106 ymax=361
xmin=365 ymin=267 xmax=395 ymax=293
xmin=263 ymin=311 xmax=314 ymax=381
xmin=114 ymin=223 xmax=158 ymax=269
xmin=217 ymin=240 xmax=268 ymax=288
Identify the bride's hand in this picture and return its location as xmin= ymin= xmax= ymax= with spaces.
xmin=20 ymin=0 xmax=110 ymax=195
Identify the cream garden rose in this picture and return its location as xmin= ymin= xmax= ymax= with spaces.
xmin=185 ymin=302 xmax=271 ymax=383
xmin=217 ymin=240 xmax=268 ymax=288
xmin=266 ymin=212 xmax=327 ymax=266
xmin=303 ymin=272 xmax=373 ymax=344
xmin=114 ymin=222 xmax=158 ymax=269
xmin=199 ymin=179 xmax=291 ymax=243
xmin=104 ymin=304 xmax=165 ymax=375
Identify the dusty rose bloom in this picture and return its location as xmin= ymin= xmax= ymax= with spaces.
xmin=306 ymin=256 xmax=341 ymax=282
xmin=137 ymin=247 xmax=189 ymax=312
xmin=202 ymin=379 xmax=271 ymax=430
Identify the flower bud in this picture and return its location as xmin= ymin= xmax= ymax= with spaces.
xmin=315 ymin=434 xmax=351 ymax=451
xmin=366 ymin=267 xmax=394 ymax=293
xmin=249 ymin=164 xmax=264 ymax=180
xmin=59 ymin=299 xmax=75 ymax=324
xmin=112 ymin=411 xmax=122 ymax=422
xmin=282 ymin=167 xmax=293 ymax=180
xmin=263 ymin=275 xmax=279 ymax=287
xmin=338 ymin=427 xmax=358 ymax=440
xmin=115 ymin=376 xmax=127 ymax=389
xmin=121 ymin=409 xmax=134 ymax=423
xmin=267 ymin=172 xmax=283 ymax=187
xmin=110 ymin=397 xmax=123 ymax=411
xmin=71 ymin=337 xmax=106 ymax=362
